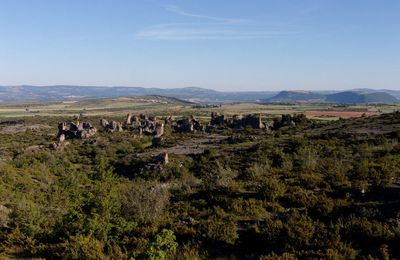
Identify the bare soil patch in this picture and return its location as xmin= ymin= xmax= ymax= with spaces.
xmin=0 ymin=124 xmax=51 ymax=134
xmin=143 ymin=134 xmax=228 ymax=156
xmin=303 ymin=111 xmax=377 ymax=118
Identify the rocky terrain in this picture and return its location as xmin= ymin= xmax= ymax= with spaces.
xmin=0 ymin=106 xmax=400 ymax=259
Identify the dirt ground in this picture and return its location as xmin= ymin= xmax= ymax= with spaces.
xmin=142 ymin=134 xmax=228 ymax=156
xmin=303 ymin=111 xmax=377 ymax=118
xmin=0 ymin=124 xmax=51 ymax=134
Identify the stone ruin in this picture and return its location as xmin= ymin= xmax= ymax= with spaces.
xmin=53 ymin=120 xmax=97 ymax=149
xmin=175 ymin=115 xmax=204 ymax=133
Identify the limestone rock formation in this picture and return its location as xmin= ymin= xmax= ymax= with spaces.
xmin=101 ymin=120 xmax=123 ymax=132
xmin=273 ymin=114 xmax=296 ymax=129
xmin=126 ymin=113 xmax=132 ymax=125
xmin=57 ymin=120 xmax=97 ymax=140
xmin=100 ymin=119 xmax=109 ymax=128
xmin=176 ymin=115 xmax=204 ymax=133
xmin=0 ymin=204 xmax=11 ymax=228
xmin=210 ymin=112 xmax=225 ymax=125
xmin=155 ymin=122 xmax=164 ymax=137
xmin=54 ymin=120 xmax=95 ymax=149
xmin=209 ymin=113 xmax=267 ymax=130
xmin=240 ymin=114 xmax=267 ymax=129
xmin=106 ymin=113 xmax=167 ymax=137
xmin=154 ymin=152 xmax=169 ymax=165
xmin=152 ymin=136 xmax=164 ymax=147
xmin=164 ymin=116 xmax=175 ymax=126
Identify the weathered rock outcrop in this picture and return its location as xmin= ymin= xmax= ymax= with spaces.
xmin=155 ymin=122 xmax=164 ymax=137
xmin=240 ymin=114 xmax=266 ymax=129
xmin=0 ymin=204 xmax=11 ymax=228
xmin=126 ymin=113 xmax=132 ymax=125
xmin=164 ymin=116 xmax=175 ymax=126
xmin=52 ymin=133 xmax=69 ymax=150
xmin=209 ymin=113 xmax=267 ymax=130
xmin=176 ymin=115 xmax=204 ymax=133
xmin=100 ymin=119 xmax=109 ymax=128
xmin=273 ymin=113 xmax=308 ymax=129
xmin=210 ymin=112 xmax=225 ymax=126
xmin=124 ymin=113 xmax=165 ymax=137
xmin=154 ymin=152 xmax=169 ymax=165
xmin=152 ymin=136 xmax=164 ymax=147
xmin=57 ymin=120 xmax=97 ymax=139
xmin=273 ymin=114 xmax=296 ymax=129
xmin=54 ymin=120 xmax=95 ymax=149
xmin=101 ymin=119 xmax=123 ymax=132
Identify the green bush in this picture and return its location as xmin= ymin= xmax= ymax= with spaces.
xmin=258 ymin=177 xmax=286 ymax=201
xmin=140 ymin=229 xmax=178 ymax=260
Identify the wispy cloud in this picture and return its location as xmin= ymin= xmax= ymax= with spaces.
xmin=164 ymin=5 xmax=245 ymax=24
xmin=135 ymin=5 xmax=297 ymax=40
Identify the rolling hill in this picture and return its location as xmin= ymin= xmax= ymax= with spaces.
xmin=266 ymin=91 xmax=324 ymax=102
xmin=0 ymin=85 xmax=399 ymax=104
xmin=0 ymin=85 xmax=276 ymax=103
xmin=266 ymin=90 xmax=399 ymax=104
xmin=325 ymin=91 xmax=399 ymax=103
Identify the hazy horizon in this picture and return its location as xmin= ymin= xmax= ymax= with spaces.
xmin=1 ymin=0 xmax=400 ymax=91
xmin=0 ymin=84 xmax=399 ymax=93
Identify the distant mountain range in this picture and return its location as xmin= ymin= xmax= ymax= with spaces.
xmin=0 ymin=85 xmax=275 ymax=103
xmin=265 ymin=90 xmax=399 ymax=104
xmin=266 ymin=91 xmax=325 ymax=102
xmin=0 ymin=85 xmax=399 ymax=104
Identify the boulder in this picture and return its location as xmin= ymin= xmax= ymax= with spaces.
xmin=165 ymin=116 xmax=175 ymax=126
xmin=126 ymin=113 xmax=132 ymax=125
xmin=152 ymin=136 xmax=163 ymax=147
xmin=154 ymin=152 xmax=169 ymax=165
xmin=155 ymin=122 xmax=164 ymax=137
xmin=274 ymin=114 xmax=296 ymax=129
xmin=102 ymin=120 xmax=123 ymax=132
xmin=241 ymin=114 xmax=266 ymax=129
xmin=210 ymin=112 xmax=225 ymax=125
xmin=57 ymin=120 xmax=97 ymax=140
xmin=0 ymin=204 xmax=11 ymax=228
xmin=100 ymin=119 xmax=109 ymax=128
xmin=59 ymin=134 xmax=65 ymax=143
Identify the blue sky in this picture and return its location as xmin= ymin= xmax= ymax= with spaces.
xmin=0 ymin=0 xmax=399 ymax=91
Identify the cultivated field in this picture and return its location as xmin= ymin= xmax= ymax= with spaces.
xmin=0 ymin=96 xmax=398 ymax=120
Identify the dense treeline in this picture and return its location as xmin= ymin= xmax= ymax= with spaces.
xmin=1 ymin=113 xmax=400 ymax=259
